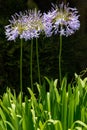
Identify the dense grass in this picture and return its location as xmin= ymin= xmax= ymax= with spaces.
xmin=0 ymin=74 xmax=87 ymax=130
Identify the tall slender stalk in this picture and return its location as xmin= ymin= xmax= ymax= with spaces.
xmin=20 ymin=39 xmax=23 ymax=107
xmin=30 ymin=39 xmax=33 ymax=90
xmin=36 ymin=38 xmax=41 ymax=85
xmin=59 ymin=35 xmax=62 ymax=86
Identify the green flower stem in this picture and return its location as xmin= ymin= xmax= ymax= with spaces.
xmin=30 ymin=39 xmax=33 ymax=90
xmin=59 ymin=35 xmax=62 ymax=86
xmin=36 ymin=38 xmax=41 ymax=85
xmin=20 ymin=39 xmax=23 ymax=107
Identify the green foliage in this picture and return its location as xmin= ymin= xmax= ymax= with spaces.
xmin=0 ymin=75 xmax=87 ymax=130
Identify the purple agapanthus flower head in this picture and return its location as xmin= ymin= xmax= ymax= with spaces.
xmin=21 ymin=9 xmax=44 ymax=40
xmin=5 ymin=12 xmax=28 ymax=41
xmin=52 ymin=2 xmax=80 ymax=36
xmin=43 ymin=2 xmax=80 ymax=37
xmin=5 ymin=9 xmax=43 ymax=41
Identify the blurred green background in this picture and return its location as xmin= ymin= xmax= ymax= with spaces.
xmin=0 ymin=0 xmax=87 ymax=95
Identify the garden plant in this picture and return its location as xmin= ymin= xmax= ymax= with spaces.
xmin=0 ymin=1 xmax=87 ymax=130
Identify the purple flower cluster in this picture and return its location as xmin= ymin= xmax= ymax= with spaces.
xmin=5 ymin=10 xmax=43 ymax=41
xmin=5 ymin=3 xmax=80 ymax=41
xmin=43 ymin=3 xmax=80 ymax=37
